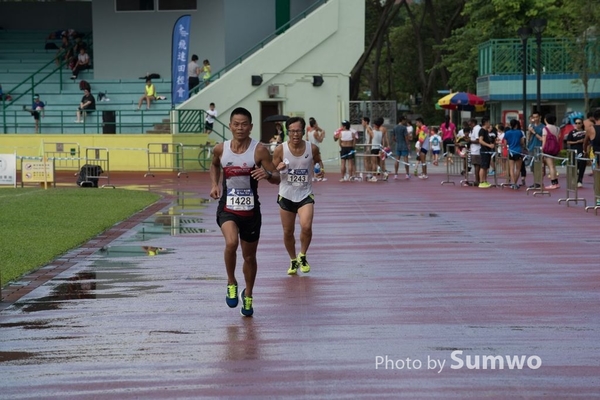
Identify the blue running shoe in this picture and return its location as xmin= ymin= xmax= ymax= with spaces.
xmin=226 ymin=283 xmax=238 ymax=308
xmin=240 ymin=289 xmax=253 ymax=317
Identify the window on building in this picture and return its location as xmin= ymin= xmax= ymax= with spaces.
xmin=158 ymin=0 xmax=195 ymax=11
xmin=115 ymin=0 xmax=195 ymax=12
xmin=116 ymin=0 xmax=154 ymax=11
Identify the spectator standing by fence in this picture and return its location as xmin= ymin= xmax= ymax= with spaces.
xmin=188 ymin=54 xmax=200 ymax=95
xmin=391 ymin=116 xmax=411 ymax=180
xmin=202 ymin=59 xmax=211 ymax=86
xmin=440 ymin=115 xmax=456 ymax=163
xmin=542 ymin=114 xmax=561 ymax=190
xmin=566 ymin=118 xmax=587 ymax=188
xmin=306 ymin=117 xmax=325 ymax=148
xmin=23 ymin=94 xmax=45 ymax=133
xmin=205 ymin=102 xmax=218 ymax=134
xmin=504 ymin=119 xmax=525 ymax=190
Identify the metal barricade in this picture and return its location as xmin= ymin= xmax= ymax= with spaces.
xmin=493 ymin=144 xmax=511 ymax=189
xmin=354 ymin=143 xmax=385 ymax=181
xmin=84 ymin=147 xmax=114 ymax=188
xmin=585 ymin=154 xmax=600 ymax=214
xmin=145 ymin=142 xmax=187 ymax=177
xmin=558 ymin=150 xmax=586 ymax=207
xmin=43 ymin=142 xmax=81 ymax=172
xmin=180 ymin=143 xmax=214 ymax=172
xmin=441 ymin=144 xmax=461 ymax=185
xmin=526 ymin=147 xmax=550 ymax=196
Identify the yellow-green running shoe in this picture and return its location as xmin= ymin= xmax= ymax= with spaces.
xmin=297 ymin=253 xmax=310 ymax=273
xmin=226 ymin=283 xmax=238 ymax=308
xmin=240 ymin=289 xmax=253 ymax=317
xmin=287 ymin=259 xmax=299 ymax=275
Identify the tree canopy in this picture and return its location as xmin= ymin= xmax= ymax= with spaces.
xmin=351 ymin=0 xmax=600 ymax=119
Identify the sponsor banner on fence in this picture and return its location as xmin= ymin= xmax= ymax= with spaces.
xmin=22 ymin=160 xmax=54 ymax=183
xmin=0 ymin=154 xmax=17 ymax=185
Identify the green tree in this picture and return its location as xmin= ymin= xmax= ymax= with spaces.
xmin=350 ymin=0 xmax=405 ymax=100
xmin=554 ymin=0 xmax=600 ymax=112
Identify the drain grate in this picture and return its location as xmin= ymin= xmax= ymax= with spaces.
xmin=177 ymin=227 xmax=211 ymax=234
xmin=177 ymin=217 xmax=203 ymax=224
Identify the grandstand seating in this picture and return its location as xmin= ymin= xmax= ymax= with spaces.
xmin=0 ymin=30 xmax=172 ymax=134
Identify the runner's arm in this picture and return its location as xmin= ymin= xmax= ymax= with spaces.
xmin=209 ymin=144 xmax=223 ymax=199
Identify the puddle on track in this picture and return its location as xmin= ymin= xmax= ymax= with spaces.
xmin=12 ymin=267 xmax=165 ymax=313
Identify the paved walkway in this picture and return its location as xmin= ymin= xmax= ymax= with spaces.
xmin=1 ymin=168 xmax=599 ymax=399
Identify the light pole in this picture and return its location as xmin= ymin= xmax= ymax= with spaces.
xmin=517 ymin=26 xmax=532 ymax=127
xmin=529 ymin=18 xmax=547 ymax=115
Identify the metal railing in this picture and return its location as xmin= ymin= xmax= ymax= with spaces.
xmin=4 ymin=108 xmax=232 ymax=137
xmin=558 ymin=150 xmax=586 ymax=207
xmin=189 ymin=0 xmax=328 ymax=96
xmin=478 ymin=38 xmax=598 ymax=76
xmin=174 ymin=109 xmax=229 ymax=141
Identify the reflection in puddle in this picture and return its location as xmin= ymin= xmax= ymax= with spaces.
xmin=135 ymin=213 xmax=216 ymax=239
xmin=16 ymin=272 xmax=97 ymax=313
xmin=12 ymin=268 xmax=163 ymax=313
xmin=97 ymin=245 xmax=173 ymax=257
xmin=225 ymin=319 xmax=261 ymax=362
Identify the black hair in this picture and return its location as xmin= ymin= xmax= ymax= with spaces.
xmin=445 ymin=115 xmax=450 ymax=129
xmin=399 ymin=115 xmax=406 ymax=123
xmin=545 ymin=114 xmax=556 ymax=125
xmin=509 ymin=119 xmax=520 ymax=130
xmin=416 ymin=117 xmax=424 ymax=124
xmin=374 ymin=117 xmax=384 ymax=127
xmin=191 ymin=54 xmax=198 ymax=61
xmin=209 ymin=102 xmax=215 ymax=106
xmin=286 ymin=116 xmax=306 ymax=131
xmin=309 ymin=117 xmax=316 ymax=128
xmin=342 ymin=120 xmax=351 ymax=129
xmin=230 ymin=107 xmax=252 ymax=123
xmin=593 ymin=109 xmax=600 ymax=121
xmin=362 ymin=116 xmax=370 ymax=123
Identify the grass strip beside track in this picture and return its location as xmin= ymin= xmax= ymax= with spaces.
xmin=0 ymin=188 xmax=161 ymax=286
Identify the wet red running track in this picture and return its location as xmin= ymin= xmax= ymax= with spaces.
xmin=1 ymin=170 xmax=599 ymax=399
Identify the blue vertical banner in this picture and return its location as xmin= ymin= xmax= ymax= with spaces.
xmin=171 ymin=15 xmax=191 ymax=106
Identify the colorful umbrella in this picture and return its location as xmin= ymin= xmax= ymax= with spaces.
xmin=437 ymin=92 xmax=486 ymax=111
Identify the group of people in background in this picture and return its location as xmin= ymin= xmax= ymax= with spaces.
xmin=188 ymin=55 xmax=211 ymax=94
xmin=438 ymin=110 xmax=600 ymax=191
xmin=324 ymin=110 xmax=600 ymax=191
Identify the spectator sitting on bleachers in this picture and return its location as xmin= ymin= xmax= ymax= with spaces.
xmin=71 ymin=47 xmax=91 ymax=80
xmin=69 ymin=36 xmax=87 ymax=69
xmin=0 ymin=84 xmax=13 ymax=102
xmin=47 ymin=29 xmax=78 ymax=40
xmin=55 ymin=35 xmax=71 ymax=66
xmin=22 ymin=94 xmax=45 ymax=133
xmin=75 ymin=88 xmax=95 ymax=123
xmin=137 ymin=78 xmax=156 ymax=110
